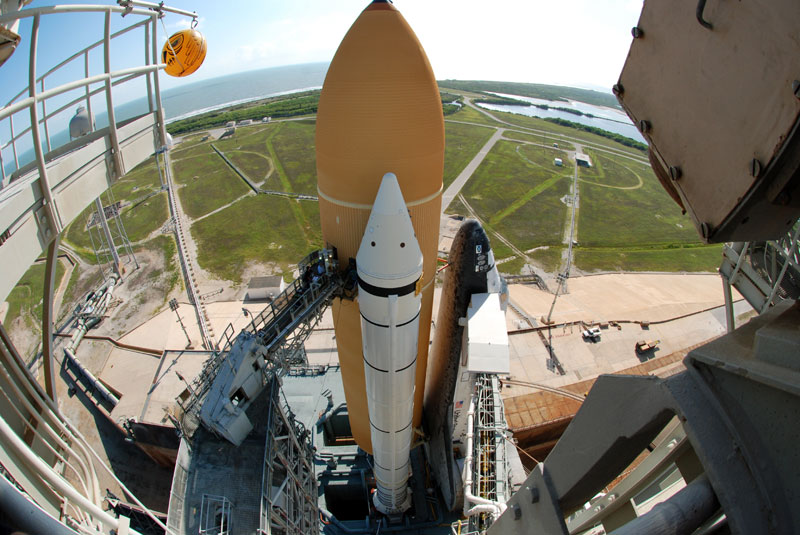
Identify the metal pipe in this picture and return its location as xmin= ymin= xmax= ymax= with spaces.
xmin=0 ymin=325 xmax=102 ymax=506
xmin=0 ymin=476 xmax=78 ymax=535
xmin=0 ymin=378 xmax=94 ymax=502
xmin=117 ymin=0 xmax=198 ymax=18
xmin=104 ymin=10 xmax=124 ymax=177
xmin=610 ymin=475 xmax=718 ymax=535
xmin=0 ymin=412 xmax=143 ymax=534
xmin=28 ymin=14 xmax=61 ymax=234
xmin=1 ymin=64 xmax=163 ymax=121
xmin=10 ymin=114 xmax=19 ymax=168
xmin=462 ymin=396 xmax=507 ymax=520
xmin=0 ymin=360 xmax=97 ymax=504
xmin=0 ymin=4 xmax=155 ymax=24
xmin=152 ymin=16 xmax=168 ymax=148
xmin=760 ymin=224 xmax=800 ymax=313
xmin=63 ymin=348 xmax=119 ymax=407
xmin=84 ymin=51 xmax=93 ymax=133
xmin=41 ymin=78 xmax=51 ymax=152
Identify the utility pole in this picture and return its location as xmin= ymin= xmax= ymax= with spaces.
xmin=170 ymin=298 xmax=193 ymax=349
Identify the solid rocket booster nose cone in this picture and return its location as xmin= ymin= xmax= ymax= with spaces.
xmin=357 ymin=173 xmax=423 ymax=286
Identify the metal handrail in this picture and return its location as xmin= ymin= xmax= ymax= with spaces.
xmin=0 ymin=4 xmax=170 ymax=187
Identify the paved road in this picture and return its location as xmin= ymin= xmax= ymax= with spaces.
xmin=441 ymin=127 xmax=504 ymax=213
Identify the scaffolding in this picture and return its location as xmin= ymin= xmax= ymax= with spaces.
xmin=465 ymin=374 xmax=512 ymax=534
xmin=179 ymin=249 xmax=350 ymax=424
xmin=199 ymin=494 xmax=232 ymax=535
xmin=720 ymin=219 xmax=800 ymax=329
xmin=86 ymin=189 xmax=138 ymax=281
xmin=259 ymin=377 xmax=318 ymax=535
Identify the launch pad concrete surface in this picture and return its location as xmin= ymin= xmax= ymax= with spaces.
xmin=501 ymin=273 xmax=751 ymax=396
xmin=508 ymin=273 xmax=731 ymax=325
xmin=100 ymin=273 xmax=747 ymax=426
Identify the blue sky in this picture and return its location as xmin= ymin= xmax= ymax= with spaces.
xmin=1 ymin=0 xmax=642 ymax=163
xmin=2 ymin=0 xmax=643 ymax=105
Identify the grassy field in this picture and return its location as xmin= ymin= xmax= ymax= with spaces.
xmin=137 ymin=235 xmax=182 ymax=300
xmin=225 ymin=150 xmax=272 ymax=184
xmin=577 ymin=150 xmax=697 ymax=247
xmin=172 ymin=153 xmax=250 ymax=219
xmin=191 ymin=194 xmax=322 ymax=283
xmin=503 ymin=130 xmax=575 ymax=152
xmin=498 ymin=256 xmax=526 ymax=275
xmin=439 ymin=80 xmax=621 ymax=109
xmin=3 ymin=261 xmax=66 ymax=331
xmin=64 ymin=156 xmax=167 ymax=255
xmin=479 ymin=108 xmax=646 ymax=157
xmin=447 ymin=105 xmax=505 ymax=127
xmin=575 ymin=245 xmax=723 ymax=272
xmin=529 ymin=247 xmax=564 ymax=273
xmin=269 ymin=121 xmax=318 ymax=195
xmin=443 ymin=122 xmax=495 ymax=188
xmin=458 ymin=140 xmax=569 ymax=250
xmin=120 ymin=191 xmax=169 ymax=242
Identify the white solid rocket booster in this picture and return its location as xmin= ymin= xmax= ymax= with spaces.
xmin=356 ymin=173 xmax=423 ymax=514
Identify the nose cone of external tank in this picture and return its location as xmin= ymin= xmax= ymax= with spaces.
xmin=356 ymin=173 xmax=423 ymax=289
xmin=316 ymin=0 xmax=444 ymax=211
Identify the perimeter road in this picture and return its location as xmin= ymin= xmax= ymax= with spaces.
xmin=441 ymin=128 xmax=505 ymax=213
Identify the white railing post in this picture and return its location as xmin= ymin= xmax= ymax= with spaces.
xmin=84 ymin=50 xmax=94 ymax=127
xmin=103 ymin=9 xmax=125 ymax=177
xmin=28 ymin=14 xmax=61 ymax=236
xmin=10 ymin=114 xmax=19 ymax=168
xmin=40 ymin=78 xmax=52 ymax=152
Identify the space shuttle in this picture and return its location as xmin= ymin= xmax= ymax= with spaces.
xmin=316 ymin=0 xmax=510 ymax=513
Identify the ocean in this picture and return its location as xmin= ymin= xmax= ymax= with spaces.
xmin=3 ymin=63 xmax=329 ymax=176
xmin=4 ymin=63 xmax=640 ymax=176
xmin=159 ymin=62 xmax=329 ymax=122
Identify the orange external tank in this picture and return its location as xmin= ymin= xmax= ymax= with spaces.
xmin=316 ymin=0 xmax=444 ymax=453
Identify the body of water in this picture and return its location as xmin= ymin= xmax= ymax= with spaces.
xmin=3 ymin=63 xmax=329 ymax=177
xmin=477 ymin=91 xmax=644 ymax=143
xmin=160 ymin=62 xmax=328 ymax=122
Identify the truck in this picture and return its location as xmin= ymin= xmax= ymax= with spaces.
xmin=582 ymin=327 xmax=601 ymax=341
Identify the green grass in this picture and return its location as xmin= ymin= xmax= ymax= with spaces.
xmin=171 ymin=141 xmax=214 ymax=161
xmin=530 ymin=247 xmax=564 ymax=273
xmin=173 ymin=153 xmax=250 ymax=219
xmin=578 ymin=151 xmax=698 ymax=247
xmin=137 ymin=234 xmax=182 ymax=299
xmin=447 ymin=105 xmax=505 ymax=127
xmin=191 ymin=195 xmax=322 ymax=283
xmin=498 ymin=256 xmax=525 ymax=275
xmin=214 ymin=124 xmax=278 ymax=153
xmin=120 ymin=191 xmax=169 ymax=242
xmin=225 ymin=150 xmax=272 ymax=183
xmin=443 ymin=122 xmax=495 ymax=188
xmin=483 ymin=108 xmax=646 ymax=157
xmin=64 ymin=155 xmax=165 ymax=253
xmin=4 ymin=260 xmax=66 ymax=330
xmin=461 ymin=140 xmax=568 ymax=249
xmin=503 ymin=130 xmax=575 ymax=152
xmin=438 ymin=80 xmax=621 ymax=109
xmin=269 ymin=121 xmax=318 ymax=195
xmin=575 ymin=245 xmax=723 ymax=272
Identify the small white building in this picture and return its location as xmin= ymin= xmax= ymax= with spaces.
xmin=262 ymin=116 xmax=272 ymax=123
xmin=575 ymin=153 xmax=593 ymax=168
xmin=554 ymin=158 xmax=563 ymax=167
xmin=245 ymin=276 xmax=283 ymax=301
